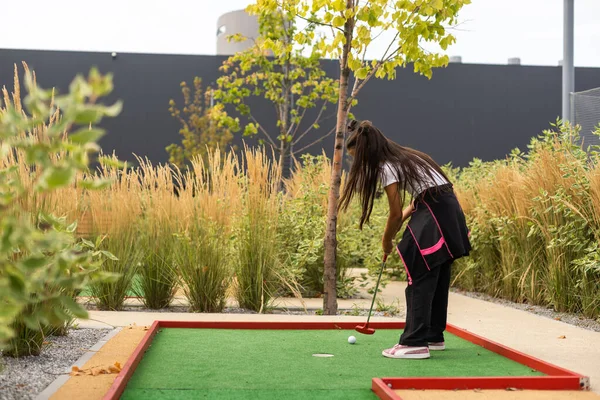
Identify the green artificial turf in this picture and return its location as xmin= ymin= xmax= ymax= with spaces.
xmin=121 ymin=328 xmax=544 ymax=400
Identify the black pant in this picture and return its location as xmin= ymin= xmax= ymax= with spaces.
xmin=399 ymin=260 xmax=452 ymax=346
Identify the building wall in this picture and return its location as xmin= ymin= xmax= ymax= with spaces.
xmin=216 ymin=10 xmax=259 ymax=56
xmin=1 ymin=48 xmax=600 ymax=168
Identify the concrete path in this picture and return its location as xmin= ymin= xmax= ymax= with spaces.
xmin=77 ymin=277 xmax=600 ymax=393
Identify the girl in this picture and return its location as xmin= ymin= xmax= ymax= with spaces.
xmin=339 ymin=119 xmax=471 ymax=360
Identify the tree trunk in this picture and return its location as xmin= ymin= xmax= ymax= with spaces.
xmin=323 ymin=42 xmax=352 ymax=315
xmin=278 ymin=141 xmax=292 ymax=181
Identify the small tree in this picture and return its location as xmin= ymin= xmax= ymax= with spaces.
xmin=214 ymin=9 xmax=338 ymax=178
xmin=0 ymin=64 xmax=120 ymax=351
xmin=166 ymin=77 xmax=234 ymax=168
xmin=250 ymin=0 xmax=471 ymax=314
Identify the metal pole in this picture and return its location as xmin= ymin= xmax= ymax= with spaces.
xmin=562 ymin=0 xmax=574 ymax=122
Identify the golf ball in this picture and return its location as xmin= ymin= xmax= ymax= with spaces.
xmin=348 ymin=335 xmax=356 ymax=344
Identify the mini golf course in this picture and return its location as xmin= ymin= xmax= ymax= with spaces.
xmin=106 ymin=321 xmax=589 ymax=400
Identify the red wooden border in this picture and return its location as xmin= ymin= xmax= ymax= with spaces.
xmin=373 ymin=378 xmax=405 ymax=400
xmin=158 ymin=320 xmax=404 ymax=330
xmin=103 ymin=321 xmax=160 ymax=400
xmin=445 ymin=324 xmax=580 ymax=377
xmin=102 ymin=320 xmax=589 ymax=400
xmin=383 ymin=376 xmax=584 ymax=391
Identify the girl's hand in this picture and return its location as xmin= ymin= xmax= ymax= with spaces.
xmin=382 ymin=238 xmax=394 ymax=255
xmin=401 ymin=200 xmax=415 ymax=222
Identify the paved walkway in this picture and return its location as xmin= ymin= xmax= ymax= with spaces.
xmin=77 ymin=278 xmax=600 ymax=393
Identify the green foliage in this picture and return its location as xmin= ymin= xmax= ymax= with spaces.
xmin=136 ymin=224 xmax=178 ymax=309
xmin=278 ymin=155 xmax=357 ymax=298
xmin=249 ymin=0 xmax=470 ymax=89
xmin=452 ymin=121 xmax=600 ymax=319
xmin=235 ymin=206 xmax=281 ymax=312
xmin=166 ymin=78 xmax=234 ymax=168
xmin=88 ymin=228 xmax=142 ymax=311
xmin=0 ymin=65 xmax=120 ymax=350
xmin=174 ymin=222 xmax=231 ymax=313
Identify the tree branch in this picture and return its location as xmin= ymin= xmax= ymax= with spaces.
xmin=296 ymin=12 xmax=344 ymax=33
xmin=293 ymin=100 xmax=330 ymax=145
xmin=248 ymin=113 xmax=277 ymax=147
xmin=289 ymin=105 xmax=307 ymax=137
xmin=292 ymin=126 xmax=336 ymax=154
xmin=346 ymin=6 xmax=422 ymax=106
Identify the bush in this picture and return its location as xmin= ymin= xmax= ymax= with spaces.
xmin=89 ymin=227 xmax=142 ymax=311
xmin=234 ymin=148 xmax=281 ymax=312
xmin=175 ymin=222 xmax=231 ymax=313
xmin=0 ymin=64 xmax=120 ymax=352
xmin=279 ymin=155 xmax=358 ymax=299
xmin=453 ymin=121 xmax=600 ymax=319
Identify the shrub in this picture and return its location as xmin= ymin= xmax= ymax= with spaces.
xmin=0 ymin=64 xmax=120 ymax=352
xmin=452 ymin=121 xmax=600 ymax=319
xmin=88 ymin=227 xmax=142 ymax=311
xmin=234 ymin=148 xmax=281 ymax=312
xmin=175 ymin=222 xmax=231 ymax=313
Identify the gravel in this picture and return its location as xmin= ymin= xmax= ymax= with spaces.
xmin=0 ymin=328 xmax=111 ymax=400
xmin=453 ymin=288 xmax=600 ymax=333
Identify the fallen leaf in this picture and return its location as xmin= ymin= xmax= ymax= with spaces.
xmin=143 ymin=326 xmax=149 ymax=331
xmin=554 ymin=317 xmax=561 ymax=321
xmin=115 ymin=362 xmax=122 ymax=369
xmin=43 ymin=341 xmax=50 ymax=345
xmin=473 ymin=388 xmax=482 ymax=393
xmin=71 ymin=366 xmax=80 ymax=373
xmin=91 ymin=368 xmax=100 ymax=376
xmin=108 ymin=365 xmax=120 ymax=374
xmin=506 ymin=387 xmax=519 ymax=391
xmin=558 ymin=335 xmax=566 ymax=339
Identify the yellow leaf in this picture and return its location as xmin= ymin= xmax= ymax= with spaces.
xmin=355 ymin=68 xmax=368 ymax=80
xmin=332 ymin=16 xmax=346 ymax=27
xmin=432 ymin=0 xmax=443 ymax=10
xmin=558 ymin=335 xmax=566 ymax=339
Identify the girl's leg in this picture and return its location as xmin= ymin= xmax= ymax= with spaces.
xmin=426 ymin=260 xmax=453 ymax=343
xmin=399 ymin=266 xmax=442 ymax=346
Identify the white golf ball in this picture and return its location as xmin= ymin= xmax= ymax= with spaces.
xmin=348 ymin=335 xmax=356 ymax=344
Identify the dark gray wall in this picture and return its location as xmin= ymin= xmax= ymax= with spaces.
xmin=2 ymin=48 xmax=600 ymax=167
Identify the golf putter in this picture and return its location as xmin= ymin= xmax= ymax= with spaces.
xmin=355 ymin=253 xmax=388 ymax=335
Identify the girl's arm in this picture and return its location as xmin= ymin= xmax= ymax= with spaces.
xmin=382 ymin=183 xmax=414 ymax=254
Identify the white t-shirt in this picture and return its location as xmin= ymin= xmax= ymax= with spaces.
xmin=380 ymin=161 xmax=448 ymax=196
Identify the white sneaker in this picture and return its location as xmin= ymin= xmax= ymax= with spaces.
xmin=428 ymin=342 xmax=445 ymax=351
xmin=382 ymin=344 xmax=430 ymax=359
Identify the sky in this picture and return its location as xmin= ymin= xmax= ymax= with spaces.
xmin=1 ymin=0 xmax=599 ymax=67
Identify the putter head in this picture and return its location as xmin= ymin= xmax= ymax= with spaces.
xmin=355 ymin=324 xmax=375 ymax=335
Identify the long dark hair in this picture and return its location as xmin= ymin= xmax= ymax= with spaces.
xmin=338 ymin=119 xmax=451 ymax=229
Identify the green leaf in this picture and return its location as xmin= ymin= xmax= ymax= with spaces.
xmin=104 ymin=101 xmax=123 ymax=117
xmin=432 ymin=0 xmax=444 ymax=10
xmin=69 ymin=128 xmax=105 ymax=144
xmin=60 ymin=295 xmax=88 ymax=319
xmin=74 ymin=108 xmax=102 ymax=124
xmin=100 ymin=250 xmax=119 ymax=261
xmin=21 ymin=256 xmax=48 ymax=270
xmin=38 ymin=167 xmax=76 ymax=190
xmin=79 ymin=178 xmax=113 ymax=190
